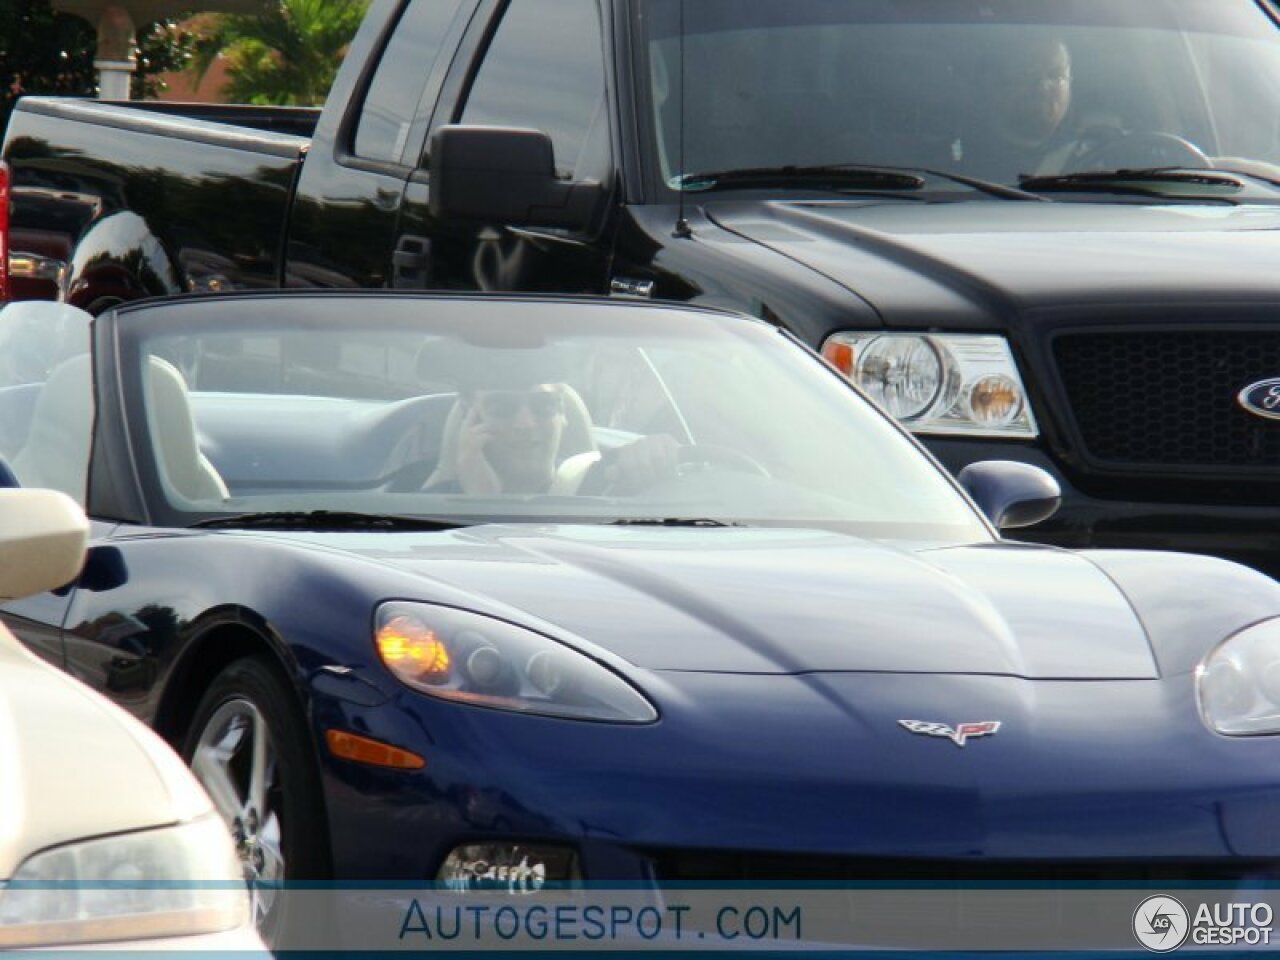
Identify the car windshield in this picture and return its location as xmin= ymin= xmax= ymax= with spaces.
xmin=639 ymin=0 xmax=1280 ymax=190
xmin=117 ymin=296 xmax=988 ymax=542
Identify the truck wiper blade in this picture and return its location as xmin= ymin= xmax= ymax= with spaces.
xmin=840 ymin=165 xmax=1046 ymax=200
xmin=606 ymin=517 xmax=744 ymax=527
xmin=918 ymin=169 xmax=1048 ymax=201
xmin=672 ymin=165 xmax=925 ymax=192
xmin=190 ymin=510 xmax=468 ymax=531
xmin=1019 ymin=168 xmax=1245 ymax=194
xmin=674 ymin=164 xmax=1045 ymax=201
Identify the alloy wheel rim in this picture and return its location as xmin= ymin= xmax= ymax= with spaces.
xmin=191 ymin=698 xmax=285 ymax=930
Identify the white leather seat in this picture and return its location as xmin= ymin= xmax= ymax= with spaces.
xmin=9 ymin=353 xmax=227 ymax=508
xmin=10 ymin=354 xmax=93 ymax=504
xmin=145 ymin=357 xmax=229 ymax=504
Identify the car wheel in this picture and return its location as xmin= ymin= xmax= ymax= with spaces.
xmin=183 ymin=656 xmax=328 ymax=945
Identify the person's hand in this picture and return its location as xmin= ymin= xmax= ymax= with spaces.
xmin=455 ymin=402 xmax=503 ymax=495
xmin=603 ymin=434 xmax=680 ymax=494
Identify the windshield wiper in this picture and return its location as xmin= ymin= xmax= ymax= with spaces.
xmin=1019 ymin=168 xmax=1246 ymax=196
xmin=672 ymin=165 xmax=926 ymax=192
xmin=1208 ymin=162 xmax=1280 ymax=188
xmin=673 ymin=164 xmax=1045 ymax=201
xmin=190 ymin=510 xmax=468 ymax=531
xmin=916 ymin=169 xmax=1047 ymax=201
xmin=606 ymin=517 xmax=744 ymax=527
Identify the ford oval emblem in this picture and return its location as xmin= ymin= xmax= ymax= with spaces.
xmin=1237 ymin=379 xmax=1280 ymax=421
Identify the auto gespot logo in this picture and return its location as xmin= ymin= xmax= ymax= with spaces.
xmin=1133 ymin=895 xmax=1274 ymax=951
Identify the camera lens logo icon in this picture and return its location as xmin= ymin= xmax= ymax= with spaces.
xmin=1133 ymin=895 xmax=1190 ymax=952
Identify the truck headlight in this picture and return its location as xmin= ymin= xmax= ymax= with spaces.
xmin=375 ymin=602 xmax=657 ymax=724
xmin=0 ymin=815 xmax=248 ymax=948
xmin=1198 ymin=619 xmax=1280 ymax=735
xmin=822 ymin=333 xmax=1038 ymax=438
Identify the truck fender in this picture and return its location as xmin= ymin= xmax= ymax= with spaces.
xmin=65 ymin=210 xmax=182 ymax=313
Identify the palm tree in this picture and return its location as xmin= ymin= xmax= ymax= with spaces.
xmin=190 ymin=0 xmax=367 ymax=106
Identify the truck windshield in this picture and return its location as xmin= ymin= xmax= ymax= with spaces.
xmin=638 ymin=0 xmax=1280 ymax=190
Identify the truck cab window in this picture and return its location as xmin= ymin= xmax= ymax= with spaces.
xmin=460 ymin=0 xmax=610 ymax=180
xmin=355 ymin=0 xmax=467 ymax=163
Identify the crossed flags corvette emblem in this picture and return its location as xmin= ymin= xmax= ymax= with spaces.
xmin=899 ymin=719 xmax=1001 ymax=747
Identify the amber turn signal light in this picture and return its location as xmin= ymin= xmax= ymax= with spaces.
xmin=821 ymin=338 xmax=855 ymax=376
xmin=325 ymin=729 xmax=425 ymax=770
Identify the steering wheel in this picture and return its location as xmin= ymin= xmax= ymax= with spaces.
xmin=1073 ymin=131 xmax=1213 ymax=172
xmin=676 ymin=444 xmax=771 ymax=478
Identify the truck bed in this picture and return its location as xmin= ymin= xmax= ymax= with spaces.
xmin=3 ymin=97 xmax=312 ymax=306
xmin=11 ymin=97 xmax=314 ymax=157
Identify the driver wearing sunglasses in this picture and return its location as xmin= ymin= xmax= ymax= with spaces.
xmin=446 ymin=383 xmax=679 ymax=496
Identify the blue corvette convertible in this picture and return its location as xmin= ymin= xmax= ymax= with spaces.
xmin=3 ymin=292 xmax=1280 ymax=948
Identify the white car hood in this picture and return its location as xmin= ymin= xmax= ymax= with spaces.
xmin=0 ymin=631 xmax=208 ymax=879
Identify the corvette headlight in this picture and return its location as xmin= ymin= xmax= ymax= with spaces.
xmin=1198 ymin=619 xmax=1280 ymax=735
xmin=0 ymin=814 xmax=248 ymax=948
xmin=375 ymin=602 xmax=657 ymax=723
xmin=821 ymin=332 xmax=1038 ymax=438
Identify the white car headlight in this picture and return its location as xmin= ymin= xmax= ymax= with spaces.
xmin=0 ymin=814 xmax=249 ymax=948
xmin=821 ymin=332 xmax=1038 ymax=438
xmin=375 ymin=602 xmax=658 ymax=723
xmin=1198 ymin=619 xmax=1280 ymax=735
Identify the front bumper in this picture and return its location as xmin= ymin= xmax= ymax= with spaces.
xmin=303 ymin=667 xmax=1280 ymax=951
xmin=314 ymin=670 xmax=1280 ymax=883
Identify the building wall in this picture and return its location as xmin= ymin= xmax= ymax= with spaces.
xmin=153 ymin=56 xmax=229 ymax=102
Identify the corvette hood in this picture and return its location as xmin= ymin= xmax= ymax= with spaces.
xmin=281 ymin=527 xmax=1155 ymax=678
xmin=707 ymin=200 xmax=1280 ymax=321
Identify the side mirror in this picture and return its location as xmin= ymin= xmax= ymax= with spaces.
xmin=78 ymin=545 xmax=128 ymax=592
xmin=957 ymin=460 xmax=1061 ymax=530
xmin=428 ymin=125 xmax=604 ymax=232
xmin=0 ymin=488 xmax=88 ymax=599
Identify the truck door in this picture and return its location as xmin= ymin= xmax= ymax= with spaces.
xmin=286 ymin=0 xmax=474 ymax=289
xmin=396 ymin=0 xmax=616 ymax=295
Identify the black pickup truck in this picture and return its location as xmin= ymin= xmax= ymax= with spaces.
xmin=4 ymin=0 xmax=1280 ymax=573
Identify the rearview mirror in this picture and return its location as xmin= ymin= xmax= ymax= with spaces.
xmin=0 ymin=488 xmax=89 ymax=598
xmin=428 ymin=125 xmax=605 ymax=232
xmin=957 ymin=460 xmax=1061 ymax=530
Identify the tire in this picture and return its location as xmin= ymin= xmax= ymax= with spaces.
xmin=182 ymin=656 xmax=329 ymax=946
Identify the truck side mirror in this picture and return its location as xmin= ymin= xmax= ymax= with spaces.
xmin=957 ymin=460 xmax=1061 ymax=530
xmin=428 ymin=125 xmax=604 ymax=232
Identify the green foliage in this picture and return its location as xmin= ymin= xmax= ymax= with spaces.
xmin=191 ymin=0 xmax=367 ymax=106
xmin=1 ymin=0 xmax=195 ymax=135
xmin=137 ymin=21 xmax=201 ymax=97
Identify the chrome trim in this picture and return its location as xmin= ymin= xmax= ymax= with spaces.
xmin=8 ymin=253 xmax=67 ymax=283
xmin=609 ymin=277 xmax=655 ymax=300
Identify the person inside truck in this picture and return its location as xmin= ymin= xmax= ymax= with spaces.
xmin=424 ymin=381 xmax=680 ymax=496
xmin=963 ymin=35 xmax=1080 ymax=181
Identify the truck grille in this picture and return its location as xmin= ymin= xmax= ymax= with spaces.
xmin=1052 ymin=330 xmax=1280 ymax=472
